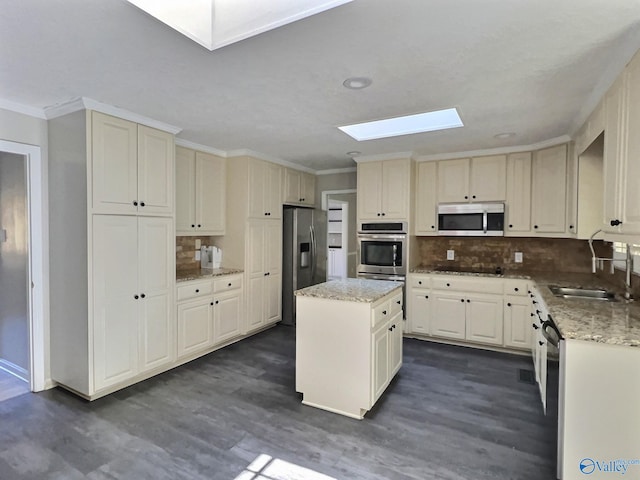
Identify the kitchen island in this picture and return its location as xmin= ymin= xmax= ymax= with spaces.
xmin=295 ymin=279 xmax=404 ymax=419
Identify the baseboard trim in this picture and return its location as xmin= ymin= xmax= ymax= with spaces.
xmin=0 ymin=358 xmax=29 ymax=382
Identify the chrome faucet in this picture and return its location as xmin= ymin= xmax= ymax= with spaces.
xmin=588 ymin=229 xmax=614 ymax=274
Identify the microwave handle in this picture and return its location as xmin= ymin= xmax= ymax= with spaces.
xmin=392 ymin=244 xmax=397 ymax=267
xmin=483 ymin=210 xmax=488 ymax=234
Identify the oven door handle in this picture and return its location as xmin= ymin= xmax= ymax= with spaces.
xmin=482 ymin=210 xmax=488 ymax=234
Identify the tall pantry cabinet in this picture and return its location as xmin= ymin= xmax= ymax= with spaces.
xmin=49 ymin=110 xmax=176 ymax=399
xmin=218 ymin=156 xmax=284 ymax=334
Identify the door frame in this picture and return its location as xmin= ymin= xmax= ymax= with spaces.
xmin=0 ymin=140 xmax=48 ymax=392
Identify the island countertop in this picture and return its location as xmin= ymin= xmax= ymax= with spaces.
xmin=295 ymin=278 xmax=403 ymax=303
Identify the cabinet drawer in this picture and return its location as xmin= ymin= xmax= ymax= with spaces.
xmin=372 ymin=300 xmax=392 ymax=328
xmin=410 ymin=275 xmax=431 ymax=289
xmin=503 ymin=279 xmax=529 ymax=296
xmin=213 ymin=275 xmax=242 ymax=293
xmin=177 ymin=280 xmax=213 ymax=302
xmin=431 ymin=276 xmax=503 ymax=294
xmin=390 ymin=293 xmax=403 ymax=316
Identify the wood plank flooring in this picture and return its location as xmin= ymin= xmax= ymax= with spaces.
xmin=0 ymin=369 xmax=29 ymax=403
xmin=0 ymin=326 xmax=557 ymax=479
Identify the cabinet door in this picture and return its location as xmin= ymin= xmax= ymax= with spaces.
xmin=620 ymin=54 xmax=640 ymax=234
xmin=415 ymin=161 xmax=437 ymax=234
xmin=531 ymin=145 xmax=567 ymax=233
xmin=213 ymin=291 xmax=242 ymax=345
xmin=603 ymin=77 xmax=624 ymax=232
xmin=175 ymin=147 xmax=196 ymax=234
xmin=137 ymin=125 xmax=174 ymax=215
xmin=504 ymin=296 xmax=532 ymax=350
xmin=357 ymin=161 xmax=382 ymax=220
xmin=505 ymin=152 xmax=532 ymax=234
xmin=284 ymin=169 xmax=302 ymax=204
xmin=470 ymin=155 xmax=506 ymax=202
xmin=196 ymin=152 xmax=226 ymax=235
xmin=246 ymin=221 xmax=265 ymax=277
xmin=138 ymin=217 xmax=175 ymax=372
xmin=266 ymin=272 xmax=282 ymax=325
xmin=371 ymin=322 xmax=390 ymax=403
xmin=248 ymin=159 xmax=267 ymax=218
xmin=91 ymin=112 xmax=138 ymax=214
xmin=409 ymin=289 xmax=430 ymax=334
xmin=92 ymin=215 xmax=139 ymax=391
xmin=465 ymin=294 xmax=503 ymax=346
xmin=301 ymin=172 xmax=316 ymax=205
xmin=177 ymin=298 xmax=213 ymax=358
xmin=437 ymin=159 xmax=470 ymax=203
xmin=246 ymin=275 xmax=265 ymax=332
xmin=381 ymin=159 xmax=409 ymax=219
xmin=265 ymin=221 xmax=282 ymax=275
xmin=389 ymin=313 xmax=403 ymax=377
xmin=265 ymin=162 xmax=283 ymax=219
xmin=431 ymin=292 xmax=466 ymax=340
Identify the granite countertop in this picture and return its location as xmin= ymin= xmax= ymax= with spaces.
xmin=176 ymin=268 xmax=244 ymax=283
xmin=410 ymin=267 xmax=640 ymax=347
xmin=295 ymin=279 xmax=403 ymax=303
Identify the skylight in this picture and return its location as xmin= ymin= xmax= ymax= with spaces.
xmin=126 ymin=0 xmax=353 ymax=51
xmin=338 ymin=108 xmax=464 ymax=141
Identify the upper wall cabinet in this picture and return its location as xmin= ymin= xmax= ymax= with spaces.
xmin=437 ymin=155 xmax=506 ymax=203
xmin=505 ymin=152 xmax=532 ymax=235
xmin=92 ymin=111 xmax=174 ymax=216
xmin=248 ymin=159 xmax=282 ymax=219
xmin=176 ymin=146 xmax=226 ymax=236
xmin=284 ymin=168 xmax=316 ymax=206
xmin=358 ymin=158 xmax=410 ymax=221
xmin=603 ymin=50 xmax=640 ymax=236
xmin=531 ymin=144 xmax=567 ymax=234
xmin=414 ymin=161 xmax=437 ymax=235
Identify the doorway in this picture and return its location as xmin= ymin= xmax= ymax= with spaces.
xmin=0 ymin=140 xmax=47 ymax=394
xmin=327 ymin=199 xmax=348 ymax=280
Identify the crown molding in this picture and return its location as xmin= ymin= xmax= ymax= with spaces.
xmin=0 ymin=98 xmax=47 ymax=119
xmin=175 ymin=138 xmax=228 ymax=157
xmin=226 ymin=148 xmax=316 ymax=173
xmin=353 ymin=151 xmax=413 ymax=163
xmin=315 ymin=167 xmax=357 ymax=175
xmin=413 ymin=135 xmax=572 ymax=162
xmin=44 ymin=97 xmax=182 ymax=134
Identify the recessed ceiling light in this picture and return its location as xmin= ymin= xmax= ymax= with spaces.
xmin=342 ymin=77 xmax=372 ymax=90
xmin=346 ymin=151 xmax=361 ymax=156
xmin=494 ymin=132 xmax=516 ymax=139
xmin=338 ymin=108 xmax=464 ymax=141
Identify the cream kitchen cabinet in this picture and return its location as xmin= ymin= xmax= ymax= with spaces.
xmin=531 ymin=144 xmax=568 ymax=234
xmin=284 ymin=168 xmax=316 ymax=206
xmin=603 ymin=50 xmax=640 ymax=236
xmin=92 ymin=215 xmax=175 ymax=392
xmin=437 ymin=155 xmax=506 ymax=203
xmin=175 ymin=146 xmax=225 ymax=235
xmin=357 ymin=158 xmax=410 ymax=221
xmin=247 ymin=158 xmax=282 ymax=219
xmin=430 ymin=292 xmax=467 ymax=340
xmin=414 ymin=161 xmax=438 ymax=235
xmin=505 ymin=152 xmax=532 ymax=235
xmin=92 ymin=111 xmax=174 ymax=216
xmin=407 ymin=277 xmax=432 ymax=333
xmin=176 ymin=274 xmax=243 ymax=359
xmin=503 ymin=279 xmax=532 ymax=350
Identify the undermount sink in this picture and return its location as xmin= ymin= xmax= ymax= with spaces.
xmin=548 ymin=285 xmax=617 ymax=302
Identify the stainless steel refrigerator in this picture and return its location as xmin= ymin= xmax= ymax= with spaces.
xmin=281 ymin=206 xmax=317 ymax=326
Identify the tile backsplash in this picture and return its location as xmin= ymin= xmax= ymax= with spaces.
xmin=415 ymin=237 xmax=611 ymax=274
xmin=176 ymin=236 xmax=219 ymax=272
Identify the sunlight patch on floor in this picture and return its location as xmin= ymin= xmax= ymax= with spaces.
xmin=234 ymin=453 xmax=337 ymax=480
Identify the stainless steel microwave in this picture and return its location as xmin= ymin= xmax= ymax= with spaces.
xmin=437 ymin=203 xmax=505 ymax=236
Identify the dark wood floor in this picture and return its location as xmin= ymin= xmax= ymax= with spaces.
xmin=0 ymin=326 xmax=557 ymax=479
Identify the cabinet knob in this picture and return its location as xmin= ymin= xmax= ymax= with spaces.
xmin=569 ymin=225 xmax=574 ymax=229
xmin=425 ymin=295 xmax=429 ymax=299
xmin=507 ymin=302 xmax=511 ymax=307
xmin=514 ymin=287 xmax=519 ymax=292
xmin=464 ymin=195 xmax=468 ymax=200
xmin=539 ymin=340 xmax=545 ymax=346
xmin=466 ymin=299 xmax=470 ymax=303
xmin=377 ymin=213 xmax=381 ymax=216
xmin=382 ymin=310 xmax=387 ymax=315
xmin=381 ymin=213 xmax=385 ymax=216
xmin=534 ymin=225 xmax=538 ymax=229
xmin=446 ymin=283 xmax=450 ymax=287
xmin=396 ymin=300 xmax=401 ymax=305
xmin=197 ymin=224 xmax=201 ymax=228
xmin=472 ymin=195 xmax=476 ymax=199
xmin=134 ymin=294 xmax=139 ymax=299
xmin=228 ymin=282 xmax=232 ymax=287
xmin=195 ymin=289 xmax=200 ymax=293
xmin=431 ymin=225 xmax=435 ymax=229
xmin=140 ymin=201 xmax=145 ymax=207
xmin=418 ymin=281 xmax=422 ymax=285
xmin=141 ymin=293 xmax=146 ymax=299
xmin=389 ymin=326 xmax=393 ymax=332
xmin=530 ymin=313 xmax=535 ymax=317
xmin=191 ymin=224 xmax=195 ymax=228
xmin=215 ymin=300 xmax=219 ymax=305
xmin=509 ymin=224 xmax=513 ymax=228
xmin=133 ymin=201 xmax=138 ymax=206
xmin=210 ymin=302 xmax=214 ymax=306
xmin=532 ymin=323 xmax=539 ymax=329
xmin=460 ymin=299 xmax=465 ymax=303
xmin=610 ymin=219 xmax=622 ymax=226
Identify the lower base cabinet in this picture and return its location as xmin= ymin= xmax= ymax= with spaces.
xmin=176 ymin=274 xmax=243 ymax=360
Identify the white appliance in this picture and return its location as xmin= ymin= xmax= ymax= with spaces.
xmin=201 ymin=246 xmax=222 ymax=269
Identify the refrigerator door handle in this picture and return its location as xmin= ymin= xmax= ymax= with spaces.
xmin=310 ymin=225 xmax=316 ymax=281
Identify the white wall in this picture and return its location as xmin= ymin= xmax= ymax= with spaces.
xmin=0 ymin=153 xmax=29 ymax=374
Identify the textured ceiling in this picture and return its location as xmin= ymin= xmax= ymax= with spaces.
xmin=2 ymin=0 xmax=640 ymax=171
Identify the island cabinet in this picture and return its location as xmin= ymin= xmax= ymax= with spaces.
xmin=602 ymin=49 xmax=640 ymax=237
xmin=48 ymin=108 xmax=177 ymax=400
xmin=357 ymin=158 xmax=410 ymax=221
xmin=175 ymin=146 xmax=226 ymax=235
xmin=295 ymin=280 xmax=403 ymax=419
